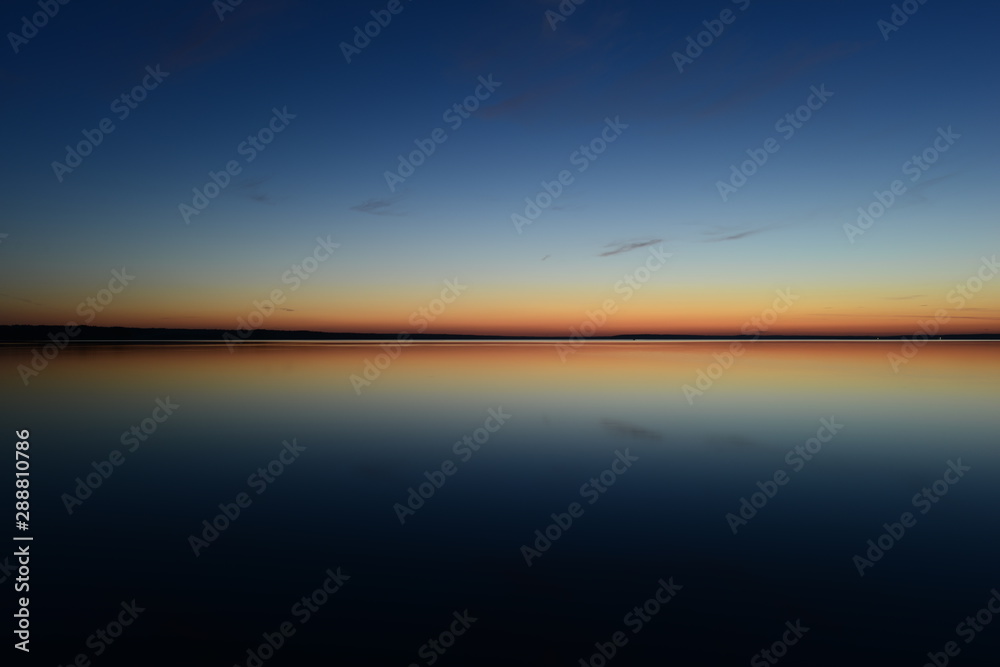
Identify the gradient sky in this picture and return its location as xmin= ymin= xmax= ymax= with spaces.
xmin=1 ymin=0 xmax=998 ymax=336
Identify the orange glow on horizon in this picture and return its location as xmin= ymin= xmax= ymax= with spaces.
xmin=2 ymin=281 xmax=997 ymax=337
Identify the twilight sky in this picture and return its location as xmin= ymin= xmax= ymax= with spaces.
xmin=1 ymin=0 xmax=998 ymax=336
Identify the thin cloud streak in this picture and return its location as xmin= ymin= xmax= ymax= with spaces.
xmin=351 ymin=197 xmax=404 ymax=216
xmin=598 ymin=239 xmax=663 ymax=256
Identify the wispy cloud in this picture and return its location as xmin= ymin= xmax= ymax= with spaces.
xmin=350 ymin=196 xmax=404 ymax=216
xmin=701 ymin=224 xmax=783 ymax=243
xmin=477 ymin=74 xmax=580 ymax=120
xmin=598 ymin=238 xmax=663 ymax=256
xmin=695 ymin=40 xmax=865 ymax=119
xmin=161 ymin=0 xmax=296 ymax=74
xmin=893 ymin=173 xmax=959 ymax=210
xmin=0 ymin=293 xmax=43 ymax=306
xmin=809 ymin=312 xmax=998 ymax=320
xmin=235 ymin=178 xmax=273 ymax=204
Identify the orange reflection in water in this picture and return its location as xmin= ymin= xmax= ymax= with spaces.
xmin=3 ymin=341 xmax=997 ymax=460
xmin=7 ymin=340 xmax=996 ymax=407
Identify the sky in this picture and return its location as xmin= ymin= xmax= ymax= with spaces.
xmin=1 ymin=0 xmax=998 ymax=336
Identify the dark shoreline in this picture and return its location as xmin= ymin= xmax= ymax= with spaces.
xmin=2 ymin=324 xmax=998 ymax=343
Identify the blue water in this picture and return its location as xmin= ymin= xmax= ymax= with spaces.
xmin=3 ymin=341 xmax=999 ymax=665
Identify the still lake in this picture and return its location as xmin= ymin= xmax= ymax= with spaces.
xmin=4 ymin=341 xmax=999 ymax=665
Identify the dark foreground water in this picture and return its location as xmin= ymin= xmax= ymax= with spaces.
xmin=2 ymin=341 xmax=999 ymax=666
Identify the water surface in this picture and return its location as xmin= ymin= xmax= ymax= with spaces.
xmin=4 ymin=341 xmax=998 ymax=665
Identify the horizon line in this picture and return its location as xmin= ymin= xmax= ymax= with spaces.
xmin=1 ymin=323 xmax=998 ymax=343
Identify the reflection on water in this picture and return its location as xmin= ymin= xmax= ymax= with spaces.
xmin=3 ymin=342 xmax=999 ymax=665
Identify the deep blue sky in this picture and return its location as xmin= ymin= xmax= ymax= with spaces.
xmin=1 ymin=0 xmax=998 ymax=334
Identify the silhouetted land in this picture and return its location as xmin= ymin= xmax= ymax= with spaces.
xmin=1 ymin=325 xmax=998 ymax=343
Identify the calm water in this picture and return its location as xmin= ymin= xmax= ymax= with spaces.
xmin=3 ymin=341 xmax=999 ymax=665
